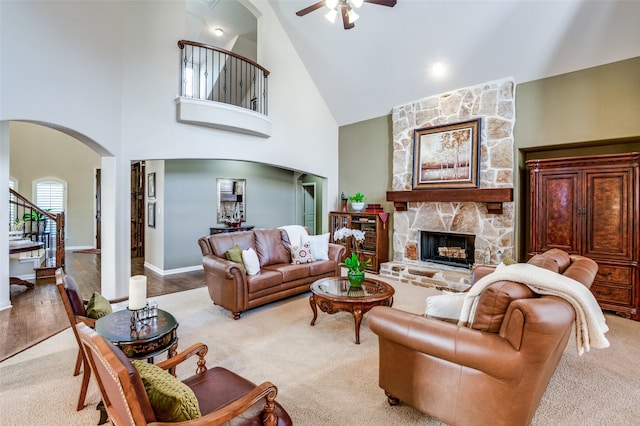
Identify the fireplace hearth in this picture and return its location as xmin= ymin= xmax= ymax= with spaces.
xmin=420 ymin=231 xmax=475 ymax=268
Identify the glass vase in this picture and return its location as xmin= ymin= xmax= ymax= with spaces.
xmin=347 ymin=271 xmax=365 ymax=287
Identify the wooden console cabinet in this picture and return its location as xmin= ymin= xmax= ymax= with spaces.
xmin=527 ymin=153 xmax=639 ymax=320
xmin=329 ymin=211 xmax=389 ymax=273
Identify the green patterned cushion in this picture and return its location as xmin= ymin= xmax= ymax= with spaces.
xmin=85 ymin=292 xmax=112 ymax=319
xmin=132 ymin=360 xmax=201 ymax=422
xmin=502 ymin=256 xmax=517 ymax=265
xmin=225 ymin=244 xmax=245 ymax=269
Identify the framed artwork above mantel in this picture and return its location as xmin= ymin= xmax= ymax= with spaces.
xmin=412 ymin=119 xmax=481 ymax=189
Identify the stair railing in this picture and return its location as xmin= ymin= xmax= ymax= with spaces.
xmin=178 ymin=40 xmax=270 ymax=115
xmin=9 ymin=188 xmax=65 ymax=270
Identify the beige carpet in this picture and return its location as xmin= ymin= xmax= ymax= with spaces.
xmin=1 ymin=275 xmax=639 ymax=425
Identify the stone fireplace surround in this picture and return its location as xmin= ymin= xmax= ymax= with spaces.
xmin=380 ymin=78 xmax=516 ymax=290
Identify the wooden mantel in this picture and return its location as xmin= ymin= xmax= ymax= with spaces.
xmin=387 ymin=188 xmax=513 ymax=214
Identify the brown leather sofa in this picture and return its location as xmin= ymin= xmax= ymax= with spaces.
xmin=198 ymin=228 xmax=346 ymax=319
xmin=368 ymin=248 xmax=598 ymax=426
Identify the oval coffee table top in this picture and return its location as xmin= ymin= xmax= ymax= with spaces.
xmin=311 ymin=276 xmax=395 ymax=301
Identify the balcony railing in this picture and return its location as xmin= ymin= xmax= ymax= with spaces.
xmin=178 ymin=40 xmax=269 ymax=115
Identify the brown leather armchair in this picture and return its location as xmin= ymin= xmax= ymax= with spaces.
xmin=368 ymin=249 xmax=599 ymax=426
xmin=77 ymin=322 xmax=292 ymax=425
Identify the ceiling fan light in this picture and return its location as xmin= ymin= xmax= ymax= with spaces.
xmin=325 ymin=9 xmax=338 ymax=23
xmin=347 ymin=8 xmax=359 ymax=24
xmin=326 ymin=0 xmax=339 ymax=9
xmin=351 ymin=0 xmax=364 ymax=8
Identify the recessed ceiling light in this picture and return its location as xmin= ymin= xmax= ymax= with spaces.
xmin=213 ymin=28 xmax=224 ymax=36
xmin=431 ymin=62 xmax=446 ymax=78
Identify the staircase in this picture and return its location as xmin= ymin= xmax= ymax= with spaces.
xmin=9 ymin=188 xmax=65 ymax=281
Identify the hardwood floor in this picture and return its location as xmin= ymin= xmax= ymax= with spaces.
xmin=0 ymin=251 xmax=206 ymax=361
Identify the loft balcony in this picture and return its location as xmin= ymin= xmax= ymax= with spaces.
xmin=176 ymin=40 xmax=272 ymax=138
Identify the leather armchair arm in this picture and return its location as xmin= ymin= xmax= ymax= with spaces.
xmin=149 ymin=381 xmax=279 ymax=426
xmin=368 ymin=306 xmax=523 ymax=380
xmin=155 ymin=343 xmax=208 ymax=374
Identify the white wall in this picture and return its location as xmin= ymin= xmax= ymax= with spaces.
xmin=0 ymin=0 xmax=338 ymax=301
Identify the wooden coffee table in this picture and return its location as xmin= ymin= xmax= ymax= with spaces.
xmin=310 ymin=276 xmax=395 ymax=344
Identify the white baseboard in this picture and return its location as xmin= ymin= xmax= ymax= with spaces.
xmin=143 ymin=262 xmax=203 ymax=276
xmin=65 ymin=245 xmax=95 ymax=251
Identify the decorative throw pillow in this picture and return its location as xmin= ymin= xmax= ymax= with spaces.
xmin=290 ymin=242 xmax=314 ymax=264
xmin=303 ymin=233 xmax=330 ymax=261
xmin=85 ymin=292 xmax=112 ymax=319
xmin=132 ymin=360 xmax=202 ymax=422
xmin=242 ymin=247 xmax=261 ymax=276
xmin=225 ymin=245 xmax=245 ymax=270
xmin=424 ymin=292 xmax=467 ymax=323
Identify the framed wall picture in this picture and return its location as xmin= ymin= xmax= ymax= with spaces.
xmin=216 ymin=178 xmax=246 ymax=224
xmin=412 ymin=119 xmax=481 ymax=189
xmin=148 ymin=172 xmax=156 ymax=199
xmin=148 ymin=202 xmax=156 ymax=228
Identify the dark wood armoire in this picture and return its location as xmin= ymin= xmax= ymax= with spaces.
xmin=527 ymin=152 xmax=639 ymax=321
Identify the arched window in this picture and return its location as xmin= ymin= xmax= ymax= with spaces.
xmin=34 ymin=178 xmax=66 ymax=235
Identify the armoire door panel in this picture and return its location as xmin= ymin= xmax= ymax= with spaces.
xmin=537 ymin=173 xmax=580 ymax=252
xmin=584 ymin=170 xmax=632 ymax=260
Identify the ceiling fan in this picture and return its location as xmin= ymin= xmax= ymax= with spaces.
xmin=296 ymin=0 xmax=397 ymax=30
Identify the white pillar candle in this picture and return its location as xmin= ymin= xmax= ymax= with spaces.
xmin=129 ymin=275 xmax=147 ymax=310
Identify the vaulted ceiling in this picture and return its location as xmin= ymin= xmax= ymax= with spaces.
xmin=204 ymin=1 xmax=640 ymax=127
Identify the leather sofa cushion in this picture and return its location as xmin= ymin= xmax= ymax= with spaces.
xmin=308 ymin=260 xmax=337 ymax=276
xmin=255 ymin=229 xmax=291 ymax=266
xmin=207 ymin=232 xmax=255 ymax=258
xmin=263 ymin=263 xmax=310 ymax=282
xmin=471 ymin=281 xmax=536 ymax=333
xmin=246 ymin=270 xmax=283 ymax=293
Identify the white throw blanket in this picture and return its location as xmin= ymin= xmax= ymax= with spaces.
xmin=458 ymin=263 xmax=609 ymax=355
xmin=278 ymin=225 xmax=309 ymax=247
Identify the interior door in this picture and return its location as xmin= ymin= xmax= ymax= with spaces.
xmin=301 ymin=183 xmax=316 ymax=234
xmin=95 ymin=168 xmax=101 ymax=249
xmin=130 ymin=161 xmax=145 ymax=258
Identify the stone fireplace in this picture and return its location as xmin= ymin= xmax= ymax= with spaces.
xmin=381 ymin=78 xmax=516 ymax=289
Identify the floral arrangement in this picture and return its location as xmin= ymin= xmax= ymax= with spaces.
xmin=333 ymin=227 xmax=365 ymax=242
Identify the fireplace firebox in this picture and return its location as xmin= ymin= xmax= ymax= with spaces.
xmin=420 ymin=231 xmax=475 ymax=268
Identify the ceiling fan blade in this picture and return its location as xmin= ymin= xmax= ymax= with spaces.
xmin=364 ymin=0 xmax=397 ymax=7
xmin=296 ymin=1 xmax=327 ymax=17
xmin=341 ymin=3 xmax=355 ymax=29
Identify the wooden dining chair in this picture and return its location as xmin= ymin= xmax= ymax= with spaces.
xmin=76 ymin=322 xmax=293 ymax=425
xmin=55 ymin=268 xmax=96 ymax=411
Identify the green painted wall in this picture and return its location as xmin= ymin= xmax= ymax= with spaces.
xmin=339 ymin=115 xmax=394 ymax=259
xmin=514 ymin=56 xmax=640 ymax=258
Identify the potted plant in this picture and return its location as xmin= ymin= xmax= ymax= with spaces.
xmin=349 ymin=192 xmax=366 ymax=212
xmin=341 ymin=252 xmax=371 ymax=287
xmin=9 ymin=219 xmax=25 ymax=240
xmin=23 ymin=210 xmax=50 ymax=235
